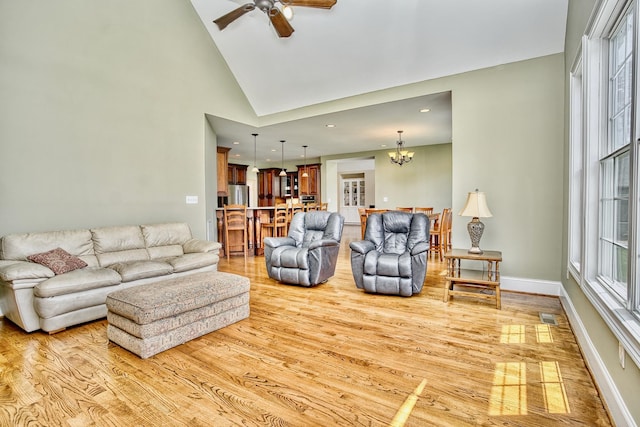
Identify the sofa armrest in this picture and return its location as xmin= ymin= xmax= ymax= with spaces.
xmin=182 ymin=239 xmax=222 ymax=254
xmin=0 ymin=260 xmax=54 ymax=282
xmin=349 ymin=240 xmax=375 ymax=255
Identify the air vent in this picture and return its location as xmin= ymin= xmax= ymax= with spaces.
xmin=539 ymin=312 xmax=558 ymax=326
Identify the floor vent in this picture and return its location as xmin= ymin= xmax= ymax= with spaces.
xmin=539 ymin=312 xmax=558 ymax=326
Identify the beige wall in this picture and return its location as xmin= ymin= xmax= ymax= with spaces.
xmin=0 ymin=0 xmax=256 ymax=239
xmin=562 ymin=1 xmax=640 ymax=424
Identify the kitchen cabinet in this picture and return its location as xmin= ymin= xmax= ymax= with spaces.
xmin=298 ymin=163 xmax=321 ymax=199
xmin=228 ymin=163 xmax=248 ymax=185
xmin=217 ymin=147 xmax=230 ymax=197
xmin=257 ymin=168 xmax=281 ymax=207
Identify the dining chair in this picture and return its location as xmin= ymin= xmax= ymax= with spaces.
xmin=414 ymin=207 xmax=434 ymax=216
xmin=395 ymin=207 xmax=414 ymax=212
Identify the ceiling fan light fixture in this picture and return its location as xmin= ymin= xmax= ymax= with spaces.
xmin=282 ymin=4 xmax=294 ymax=20
xmin=213 ymin=0 xmax=336 ymax=38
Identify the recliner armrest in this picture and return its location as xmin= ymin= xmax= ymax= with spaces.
xmin=349 ymin=240 xmax=375 ymax=254
xmin=410 ymin=241 xmax=430 ymax=256
xmin=264 ymin=237 xmax=296 ymax=249
xmin=308 ymin=239 xmax=339 ymax=250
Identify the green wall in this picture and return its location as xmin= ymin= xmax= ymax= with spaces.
xmin=261 ymin=54 xmax=565 ymax=280
xmin=322 ymin=143 xmax=452 ymax=214
xmin=0 ymin=0 xmax=256 ymax=239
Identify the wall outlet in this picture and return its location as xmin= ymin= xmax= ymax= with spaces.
xmin=186 ymin=195 xmax=198 ymax=204
xmin=383 ymin=196 xmax=388 ymax=202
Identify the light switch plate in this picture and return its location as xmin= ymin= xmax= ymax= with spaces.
xmin=186 ymin=195 xmax=198 ymax=204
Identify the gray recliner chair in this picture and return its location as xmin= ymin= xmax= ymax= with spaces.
xmin=264 ymin=211 xmax=345 ymax=287
xmin=349 ymin=211 xmax=430 ymax=296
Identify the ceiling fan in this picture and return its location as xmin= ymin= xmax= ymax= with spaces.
xmin=213 ymin=0 xmax=337 ymax=38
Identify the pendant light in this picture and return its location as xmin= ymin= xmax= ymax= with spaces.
xmin=388 ymin=130 xmax=415 ymax=166
xmin=302 ymin=145 xmax=309 ymax=178
xmin=279 ymin=140 xmax=287 ymax=177
xmin=251 ymin=133 xmax=259 ymax=173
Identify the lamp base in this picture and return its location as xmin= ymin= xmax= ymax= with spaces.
xmin=467 ymin=217 xmax=485 ymax=254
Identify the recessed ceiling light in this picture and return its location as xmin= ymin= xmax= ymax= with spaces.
xmin=419 ymin=108 xmax=430 ymax=113
xmin=325 ymin=124 xmax=336 ymax=128
xmin=271 ymin=149 xmax=276 ymax=152
xmin=233 ymin=141 xmax=240 ymax=145
xmin=234 ymin=154 xmax=240 ymax=157
xmin=381 ymin=144 xmax=387 ymax=147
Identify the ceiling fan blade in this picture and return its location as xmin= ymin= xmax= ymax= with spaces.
xmin=269 ymin=9 xmax=295 ymax=38
xmin=213 ymin=4 xmax=255 ymax=31
xmin=281 ymin=0 xmax=336 ymax=9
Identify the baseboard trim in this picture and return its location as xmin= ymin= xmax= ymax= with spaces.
xmin=501 ymin=276 xmax=562 ymax=296
xmin=560 ymin=287 xmax=636 ymax=427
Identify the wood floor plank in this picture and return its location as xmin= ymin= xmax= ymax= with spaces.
xmin=0 ymin=225 xmax=612 ymax=426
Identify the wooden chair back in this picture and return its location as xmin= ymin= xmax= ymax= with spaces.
xmin=223 ymin=204 xmax=247 ymax=262
xmin=414 ymin=207 xmax=434 ymax=216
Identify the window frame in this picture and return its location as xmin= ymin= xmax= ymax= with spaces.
xmin=573 ymin=0 xmax=640 ymax=368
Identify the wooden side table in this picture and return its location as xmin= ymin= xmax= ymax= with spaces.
xmin=444 ymin=248 xmax=502 ymax=309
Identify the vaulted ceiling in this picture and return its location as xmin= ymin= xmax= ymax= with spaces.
xmin=190 ymin=0 xmax=568 ymax=163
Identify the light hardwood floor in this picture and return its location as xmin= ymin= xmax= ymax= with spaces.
xmin=0 ymin=225 xmax=612 ymax=426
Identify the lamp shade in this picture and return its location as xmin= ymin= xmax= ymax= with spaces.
xmin=459 ymin=190 xmax=492 ymax=218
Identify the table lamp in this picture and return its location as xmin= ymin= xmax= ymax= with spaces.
xmin=459 ymin=189 xmax=492 ymax=254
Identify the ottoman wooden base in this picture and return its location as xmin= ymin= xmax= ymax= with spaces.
xmin=106 ymin=271 xmax=250 ymax=358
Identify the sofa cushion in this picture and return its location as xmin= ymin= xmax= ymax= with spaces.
xmin=141 ymin=222 xmax=192 ymax=247
xmin=1 ymin=229 xmax=94 ymax=261
xmin=168 ymin=253 xmax=218 ymax=273
xmin=34 ymin=267 xmax=122 ymax=298
xmin=108 ymin=260 xmax=173 ymax=282
xmin=28 ymin=248 xmax=88 ymax=275
xmin=91 ymin=225 xmax=146 ymax=253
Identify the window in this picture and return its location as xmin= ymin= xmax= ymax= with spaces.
xmin=571 ymin=0 xmax=640 ymax=368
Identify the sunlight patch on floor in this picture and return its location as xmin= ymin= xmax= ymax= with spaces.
xmin=389 ymin=379 xmax=427 ymax=427
xmin=489 ymin=362 xmax=527 ymax=415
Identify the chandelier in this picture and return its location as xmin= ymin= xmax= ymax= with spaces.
xmin=388 ymin=130 xmax=414 ymax=166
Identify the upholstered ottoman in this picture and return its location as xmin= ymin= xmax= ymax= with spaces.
xmin=106 ymin=271 xmax=250 ymax=358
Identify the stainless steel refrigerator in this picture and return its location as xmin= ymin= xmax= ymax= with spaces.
xmin=227 ymin=184 xmax=249 ymax=206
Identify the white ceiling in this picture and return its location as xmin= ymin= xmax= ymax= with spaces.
xmin=191 ymin=0 xmax=568 ymax=164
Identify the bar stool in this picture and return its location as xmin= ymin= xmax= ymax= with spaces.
xmin=305 ymin=202 xmax=318 ymax=212
xmin=429 ymin=208 xmax=451 ymax=261
xmin=262 ymin=203 xmax=288 ymax=239
xmin=223 ymin=204 xmax=247 ymax=262
xmin=287 ymin=202 xmax=304 ymax=233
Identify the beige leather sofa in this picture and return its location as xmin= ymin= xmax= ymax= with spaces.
xmin=0 ymin=222 xmax=221 ymax=333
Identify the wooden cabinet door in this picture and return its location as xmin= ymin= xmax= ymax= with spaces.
xmin=299 ymin=163 xmax=321 ymax=197
xmin=235 ymin=167 xmax=247 ymax=185
xmin=217 ymin=147 xmax=230 ymax=197
xmin=228 ymin=163 xmax=248 ymax=185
